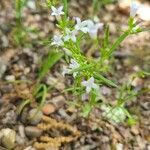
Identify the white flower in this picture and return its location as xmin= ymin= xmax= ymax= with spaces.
xmin=64 ymin=28 xmax=77 ymax=42
xmin=69 ymin=59 xmax=80 ymax=77
xmin=81 ymin=77 xmax=98 ymax=93
xmin=85 ymin=20 xmax=103 ymax=38
xmin=75 ymin=17 xmax=89 ymax=33
xmin=74 ymin=17 xmax=103 ymax=38
xmin=130 ymin=2 xmax=139 ymax=17
xmin=62 ymin=59 xmax=80 ymax=77
xmin=51 ymin=34 xmax=64 ymax=46
xmin=51 ymin=6 xmax=64 ymax=17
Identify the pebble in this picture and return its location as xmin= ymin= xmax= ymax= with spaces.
xmin=140 ymin=101 xmax=150 ymax=110
xmin=116 ymin=143 xmax=123 ymax=150
xmin=0 ymin=58 xmax=7 ymax=78
xmin=131 ymin=125 xmax=140 ymax=135
xmin=46 ymin=77 xmax=65 ymax=91
xmin=2 ymin=110 xmax=17 ymax=125
xmin=16 ymin=135 xmax=26 ymax=145
xmin=51 ymin=95 xmax=66 ymax=108
xmin=131 ymin=77 xmax=143 ymax=87
xmin=0 ymin=128 xmax=16 ymax=149
xmin=25 ymin=126 xmax=42 ymax=138
xmin=100 ymin=144 xmax=111 ymax=150
xmin=0 ymin=146 xmax=7 ymax=150
xmin=24 ymin=146 xmax=36 ymax=150
xmin=1 ymin=35 xmax=9 ymax=47
xmin=5 ymin=75 xmax=15 ymax=81
xmin=18 ymin=125 xmax=26 ymax=138
xmin=101 ymin=86 xmax=111 ymax=96
xmin=28 ymin=108 xmax=43 ymax=125
xmin=42 ymin=103 xmax=56 ymax=115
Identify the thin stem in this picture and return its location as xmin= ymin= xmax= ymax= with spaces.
xmin=62 ymin=0 xmax=68 ymax=19
xmin=106 ymin=31 xmax=129 ymax=58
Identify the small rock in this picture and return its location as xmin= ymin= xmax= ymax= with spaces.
xmin=101 ymin=86 xmax=111 ymax=95
xmin=42 ymin=103 xmax=56 ymax=115
xmin=5 ymin=75 xmax=15 ymax=81
xmin=131 ymin=125 xmax=140 ymax=135
xmin=116 ymin=143 xmax=123 ymax=150
xmin=2 ymin=110 xmax=17 ymax=125
xmin=16 ymin=135 xmax=26 ymax=145
xmin=1 ymin=35 xmax=9 ymax=48
xmin=28 ymin=108 xmax=43 ymax=125
xmin=101 ymin=135 xmax=110 ymax=143
xmin=147 ymin=145 xmax=150 ymax=150
xmin=0 ymin=58 xmax=7 ymax=78
xmin=18 ymin=125 xmax=26 ymax=138
xmin=79 ymin=145 xmax=97 ymax=150
xmin=131 ymin=77 xmax=143 ymax=87
xmin=46 ymin=76 xmax=65 ymax=91
xmin=51 ymin=95 xmax=66 ymax=108
xmin=27 ymin=0 xmax=36 ymax=10
xmin=0 ymin=128 xmax=16 ymax=149
xmin=24 ymin=67 xmax=30 ymax=74
xmin=0 ymin=146 xmax=7 ymax=150
xmin=25 ymin=126 xmax=42 ymax=138
xmin=58 ymin=108 xmax=70 ymax=120
xmin=24 ymin=146 xmax=36 ymax=150
xmin=100 ymin=144 xmax=111 ymax=150
xmin=140 ymin=101 xmax=150 ymax=110
xmin=136 ymin=135 xmax=146 ymax=149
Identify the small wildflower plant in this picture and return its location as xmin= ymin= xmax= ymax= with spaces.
xmin=47 ymin=0 xmax=146 ymax=123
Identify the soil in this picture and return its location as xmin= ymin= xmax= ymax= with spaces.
xmin=0 ymin=0 xmax=150 ymax=150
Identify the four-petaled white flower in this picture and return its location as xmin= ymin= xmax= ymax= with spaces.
xmin=51 ymin=34 xmax=64 ymax=46
xmin=64 ymin=28 xmax=77 ymax=42
xmin=130 ymin=2 xmax=139 ymax=17
xmin=69 ymin=59 xmax=80 ymax=77
xmin=62 ymin=59 xmax=80 ymax=77
xmin=86 ymin=20 xmax=103 ymax=38
xmin=81 ymin=77 xmax=98 ymax=93
xmin=75 ymin=17 xmax=89 ymax=33
xmin=51 ymin=6 xmax=64 ymax=17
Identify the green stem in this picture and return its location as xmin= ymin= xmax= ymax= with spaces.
xmin=106 ymin=31 xmax=129 ymax=58
xmin=62 ymin=0 xmax=68 ymax=19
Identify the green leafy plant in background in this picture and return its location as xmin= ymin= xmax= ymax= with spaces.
xmin=13 ymin=0 xmax=38 ymax=47
xmin=12 ymin=0 xmax=28 ymax=46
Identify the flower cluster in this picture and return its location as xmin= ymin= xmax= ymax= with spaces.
xmin=51 ymin=6 xmax=103 ymax=46
xmin=49 ymin=2 xmax=145 ymax=120
xmin=50 ymin=6 xmax=103 ymax=94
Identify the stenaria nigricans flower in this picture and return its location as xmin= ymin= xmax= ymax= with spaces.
xmin=75 ymin=17 xmax=89 ymax=33
xmin=69 ymin=59 xmax=80 ymax=77
xmin=62 ymin=59 xmax=80 ymax=77
xmin=81 ymin=77 xmax=98 ymax=93
xmin=51 ymin=34 xmax=64 ymax=46
xmin=130 ymin=2 xmax=139 ymax=17
xmin=85 ymin=20 xmax=103 ymax=38
xmin=51 ymin=6 xmax=64 ymax=17
xmin=63 ymin=28 xmax=77 ymax=42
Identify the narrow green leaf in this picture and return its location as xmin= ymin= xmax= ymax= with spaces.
xmin=16 ymin=99 xmax=31 ymax=115
xmin=39 ymin=50 xmax=63 ymax=80
xmin=94 ymin=73 xmax=118 ymax=88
